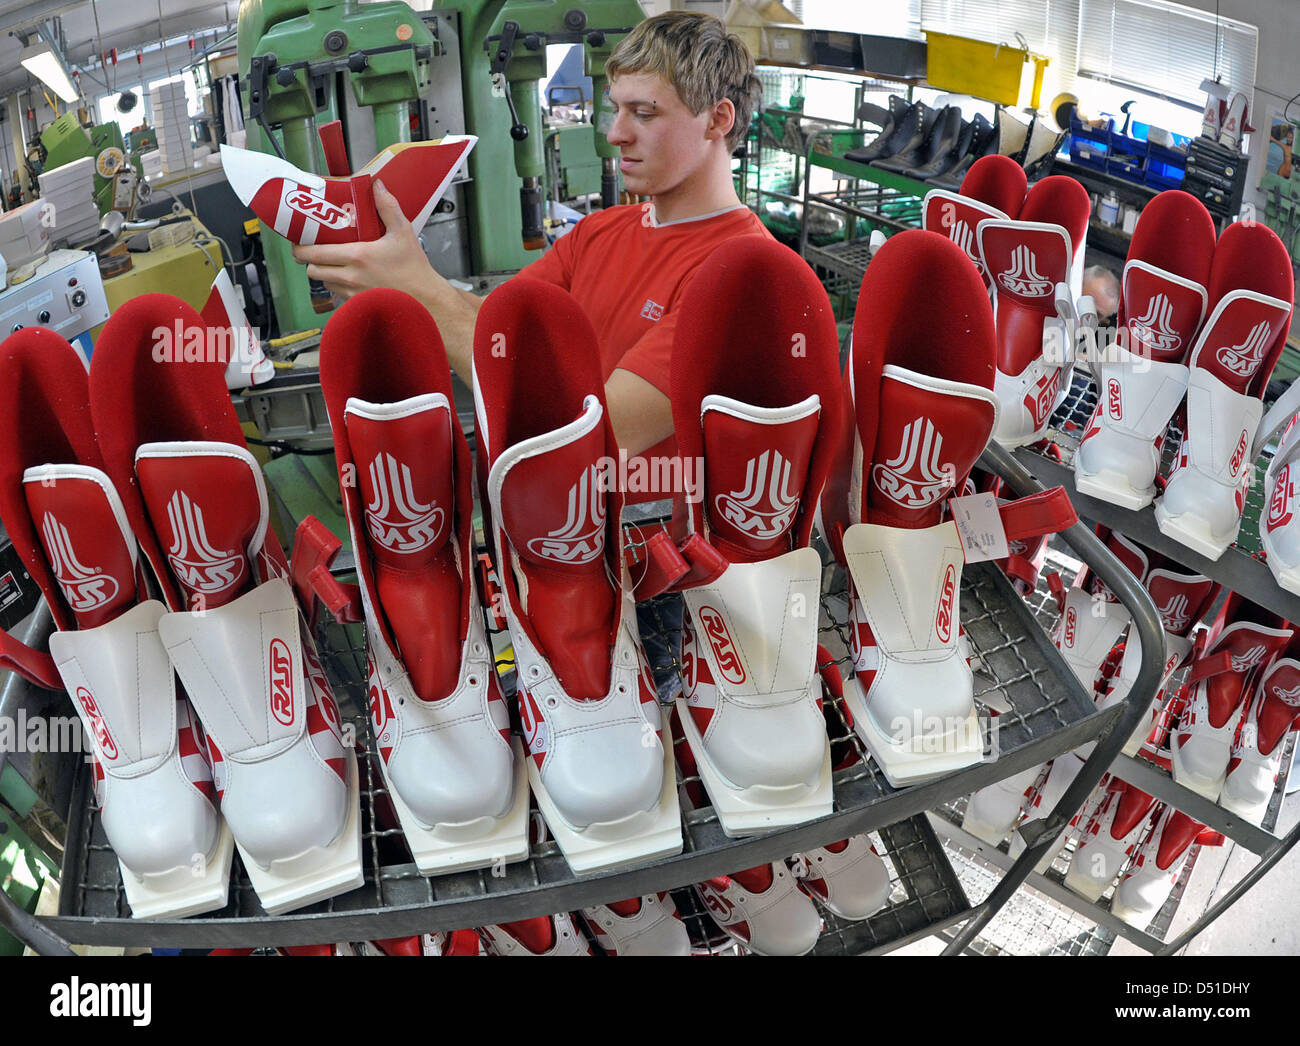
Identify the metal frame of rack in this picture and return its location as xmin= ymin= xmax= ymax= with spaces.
xmin=1002 ymin=366 xmax=1300 ymax=955
xmin=0 ymin=437 xmax=1167 ymax=952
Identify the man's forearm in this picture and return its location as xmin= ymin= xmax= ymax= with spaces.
xmin=416 ymin=273 xmax=481 ymax=381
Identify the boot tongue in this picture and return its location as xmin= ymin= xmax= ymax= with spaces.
xmin=1204 ymin=622 xmax=1293 ymax=727
xmin=1120 ymin=264 xmax=1208 ymax=364
xmin=500 ymin=917 xmax=556 ymax=954
xmin=1110 ymin=783 xmax=1155 ymax=839
xmin=346 ymin=395 xmax=455 ymax=566
xmin=135 ymin=442 xmax=265 ymax=610
xmin=23 ymin=465 xmax=138 ymax=629
xmin=701 ymin=394 xmax=819 ymax=562
xmin=1155 ymin=810 xmax=1202 ymax=870
xmin=1190 ymin=291 xmax=1291 ymax=395
xmin=1256 ymin=659 xmax=1300 ymax=754
xmin=865 ymin=367 xmax=997 ymax=528
xmin=1146 ymin=570 xmax=1215 ymax=637
xmin=500 ymin=397 xmax=609 ymax=573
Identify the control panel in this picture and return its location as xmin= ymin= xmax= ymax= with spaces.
xmin=0 ymin=248 xmax=110 ymax=341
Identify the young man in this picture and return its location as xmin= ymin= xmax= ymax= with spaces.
xmin=293 ymin=12 xmax=769 ymax=459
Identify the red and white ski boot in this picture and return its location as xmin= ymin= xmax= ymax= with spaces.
xmin=1074 ymin=191 xmax=1217 ymax=509
xmin=473 ymin=280 xmax=679 ymax=873
xmin=1111 ymin=806 xmax=1215 ymax=928
xmin=220 ymin=130 xmax=474 ymax=247
xmin=1063 ymin=779 xmax=1157 ymax=901
xmin=1220 ymin=646 xmax=1300 ymax=824
xmin=695 ymin=861 xmax=823 ymax=956
xmin=1155 ymin=220 xmax=1294 ymax=558
xmin=792 ymin=834 xmax=892 ymax=921
xmin=1252 ymin=373 xmax=1300 ymax=594
xmin=921 ymin=154 xmax=1027 ymax=292
xmin=318 ymin=289 xmax=528 ymax=875
xmin=833 ymin=230 xmax=1001 ymax=787
xmin=0 ymin=329 xmax=234 ymax=919
xmin=977 ymin=174 xmax=1091 ymax=447
xmin=1170 ymin=595 xmax=1293 ymax=801
xmin=670 ymin=238 xmax=842 ymax=835
xmin=90 ymin=295 xmax=362 ymax=914
xmin=479 ymin=914 xmax=592 ymax=956
xmin=579 ymin=893 xmax=691 ymax=956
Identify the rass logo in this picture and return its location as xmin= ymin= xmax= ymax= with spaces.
xmin=1268 ymin=464 xmax=1293 ymax=530
xmin=1216 ymin=320 xmax=1273 ymax=379
xmin=164 ymin=490 xmax=245 ymax=595
xmin=282 ymin=186 xmax=353 ymax=230
xmin=935 ymin=564 xmax=956 ymax=643
xmin=1024 ymin=368 xmax=1061 ymax=428
xmin=698 ymin=605 xmax=745 ymax=685
xmin=1271 ymin=682 xmax=1300 ymax=707
xmin=269 ymin=639 xmax=295 ymax=727
xmin=364 ymin=452 xmax=446 ymax=554
xmin=42 ymin=513 xmax=121 ymax=612
xmin=872 ymin=417 xmax=953 ymax=510
xmin=526 ymin=465 xmax=605 ymax=564
xmin=714 ymin=449 xmax=799 ymax=540
xmin=996 ymin=245 xmax=1053 ymax=297
xmin=1229 ymin=429 xmax=1250 ymax=477
xmin=1129 ymin=293 xmax=1182 ymax=354
xmin=1106 ymin=377 xmax=1123 ymax=421
xmin=1230 ymin=643 xmax=1267 ymax=674
xmin=1063 ymin=605 xmax=1077 ymax=647
xmin=1156 ymin=592 xmax=1191 ymax=634
xmin=77 ymin=686 xmax=119 ymax=760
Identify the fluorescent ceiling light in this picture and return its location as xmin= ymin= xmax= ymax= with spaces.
xmin=20 ymin=29 xmax=78 ymax=104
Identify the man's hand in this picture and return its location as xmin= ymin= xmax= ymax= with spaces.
xmin=291 ymin=179 xmax=436 ymax=303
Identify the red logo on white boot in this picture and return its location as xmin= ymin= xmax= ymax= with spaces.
xmin=42 ymin=513 xmax=120 ymax=612
xmin=526 ymin=464 xmax=605 ymax=564
xmin=996 ymin=245 xmax=1053 ymax=297
xmin=1229 ymin=430 xmax=1250 ymax=478
xmin=935 ymin=564 xmax=956 ymax=643
xmin=164 ymin=490 xmax=244 ymax=595
xmin=698 ymin=606 xmax=746 ymax=685
xmin=1064 ymin=605 xmax=1077 ymax=648
xmin=1106 ymin=378 xmax=1123 ymax=421
xmin=1269 ymin=464 xmax=1294 ymax=529
xmin=872 ymin=417 xmax=952 ymax=510
xmin=714 ymin=449 xmax=799 ymax=540
xmin=1024 ymin=369 xmax=1061 ymax=428
xmin=269 ymin=639 xmax=295 ymax=727
xmin=77 ymin=686 xmax=119 ymax=761
xmin=1216 ymin=321 xmax=1272 ymax=379
xmin=1129 ymin=294 xmax=1182 ymax=354
xmin=364 ymin=452 xmax=446 ymax=553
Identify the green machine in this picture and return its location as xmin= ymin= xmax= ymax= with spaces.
xmin=237 ymin=0 xmax=438 ymax=333
xmin=39 ymin=113 xmax=130 ymax=213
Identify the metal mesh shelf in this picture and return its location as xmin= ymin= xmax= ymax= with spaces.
xmin=1014 ymin=369 xmax=1300 ymax=624
xmin=43 ymin=509 xmax=1110 ymax=948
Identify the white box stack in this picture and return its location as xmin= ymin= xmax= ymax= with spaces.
xmin=140 ymin=149 xmax=164 ymax=179
xmin=37 ymin=156 xmax=100 ymax=247
xmin=150 ymin=82 xmax=194 ymax=173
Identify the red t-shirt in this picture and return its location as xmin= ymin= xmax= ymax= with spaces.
xmin=516 ymin=201 xmax=772 ymax=472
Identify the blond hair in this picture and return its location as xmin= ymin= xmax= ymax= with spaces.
xmin=606 ymin=11 xmax=760 ymax=150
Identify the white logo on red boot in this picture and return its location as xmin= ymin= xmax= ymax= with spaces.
xmin=1216 ymin=321 xmax=1272 ymax=379
xmin=872 ymin=417 xmax=952 ymax=510
xmin=1271 ymin=683 xmax=1300 ymax=707
xmin=714 ymin=449 xmax=799 ymax=539
xmin=996 ymin=245 xmax=1053 ymax=297
xmin=364 ymin=452 xmax=446 ymax=554
xmin=1156 ymin=593 xmax=1191 ymax=633
xmin=1129 ymin=294 xmax=1182 ymax=354
xmin=951 ymin=220 xmax=984 ymax=277
xmin=42 ymin=513 xmax=120 ymax=612
xmin=526 ymin=464 xmax=605 ymax=564
xmin=164 ymin=490 xmax=244 ymax=595
xmin=1231 ymin=644 xmax=1268 ymax=674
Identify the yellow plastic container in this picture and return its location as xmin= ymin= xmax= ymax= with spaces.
xmin=924 ymin=31 xmax=1027 ymax=106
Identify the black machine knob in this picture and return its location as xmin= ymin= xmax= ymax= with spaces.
xmin=275 ymin=66 xmax=296 ymax=86
xmin=347 ymin=51 xmax=369 ymax=73
xmin=37 ymin=310 xmax=50 ymax=324
xmin=71 ymin=290 xmax=87 ymax=308
xmin=324 ymin=30 xmax=348 ymax=53
xmin=564 ymin=8 xmax=587 ymax=30
xmin=10 ymin=324 xmax=22 ymax=332
xmin=510 ymin=124 xmax=529 ymax=142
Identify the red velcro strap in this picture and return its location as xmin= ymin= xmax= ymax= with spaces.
xmin=290 ymin=516 xmax=365 ymax=625
xmin=1187 ymin=649 xmax=1235 ymax=683
xmin=1047 ymin=571 xmax=1067 ymax=614
xmin=998 ymin=487 xmax=1078 ymax=543
xmin=0 ymin=628 xmax=62 ymax=690
xmin=318 ymin=120 xmax=350 ymax=177
xmin=307 ymin=564 xmax=363 ymax=624
xmin=668 ymin=533 xmax=729 ymax=591
xmin=625 ymin=529 xmax=690 ymax=602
